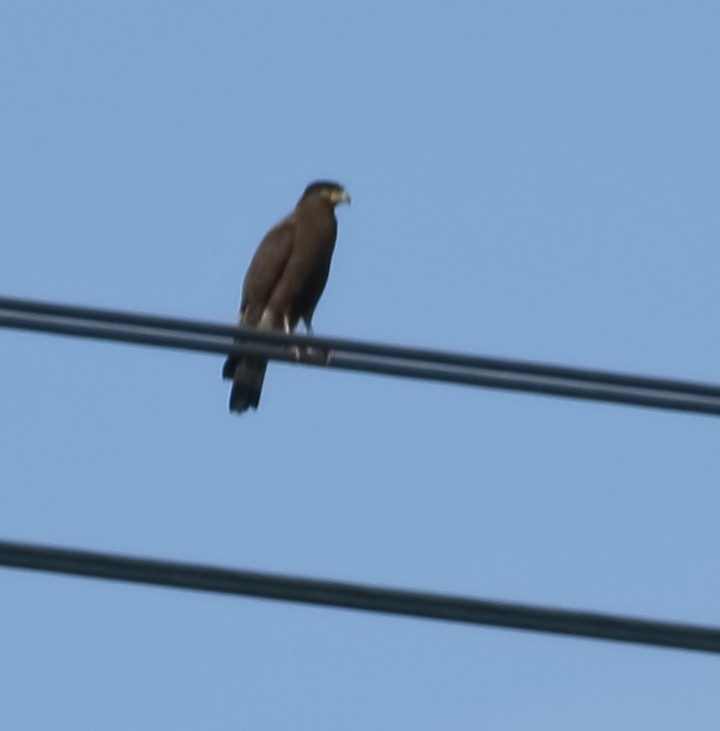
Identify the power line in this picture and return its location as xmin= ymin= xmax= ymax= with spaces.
xmin=2 ymin=293 xmax=720 ymax=416
xmin=1 ymin=538 xmax=718 ymax=655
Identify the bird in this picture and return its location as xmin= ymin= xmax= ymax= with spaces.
xmin=222 ymin=180 xmax=351 ymax=413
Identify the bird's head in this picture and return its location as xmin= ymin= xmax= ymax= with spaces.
xmin=302 ymin=180 xmax=351 ymax=207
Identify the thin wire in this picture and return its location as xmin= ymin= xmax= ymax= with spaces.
xmin=5 ymin=293 xmax=720 ymax=395
xmin=1 ymin=539 xmax=719 ymax=655
xmin=2 ymin=294 xmax=720 ymax=415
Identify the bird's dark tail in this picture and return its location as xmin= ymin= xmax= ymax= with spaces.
xmin=222 ymin=354 xmax=268 ymax=413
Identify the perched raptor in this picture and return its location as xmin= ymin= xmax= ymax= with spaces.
xmin=222 ymin=180 xmax=351 ymax=413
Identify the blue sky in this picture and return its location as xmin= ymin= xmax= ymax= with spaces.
xmin=1 ymin=2 xmax=720 ymax=728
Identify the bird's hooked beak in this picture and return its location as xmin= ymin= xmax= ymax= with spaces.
xmin=333 ymin=189 xmax=351 ymax=206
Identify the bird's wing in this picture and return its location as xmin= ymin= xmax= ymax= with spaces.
xmin=240 ymin=216 xmax=296 ymax=326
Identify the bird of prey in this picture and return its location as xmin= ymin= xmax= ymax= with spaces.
xmin=222 ymin=180 xmax=351 ymax=413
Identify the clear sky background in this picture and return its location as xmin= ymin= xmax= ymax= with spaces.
xmin=1 ymin=2 xmax=720 ymax=728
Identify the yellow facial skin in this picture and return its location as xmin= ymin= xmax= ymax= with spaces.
xmin=324 ymin=187 xmax=351 ymax=205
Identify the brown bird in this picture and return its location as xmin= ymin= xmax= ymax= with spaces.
xmin=222 ymin=180 xmax=351 ymax=413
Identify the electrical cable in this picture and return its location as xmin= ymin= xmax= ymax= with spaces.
xmin=1 ymin=539 xmax=718 ymax=655
xmin=2 ymin=294 xmax=720 ymax=415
